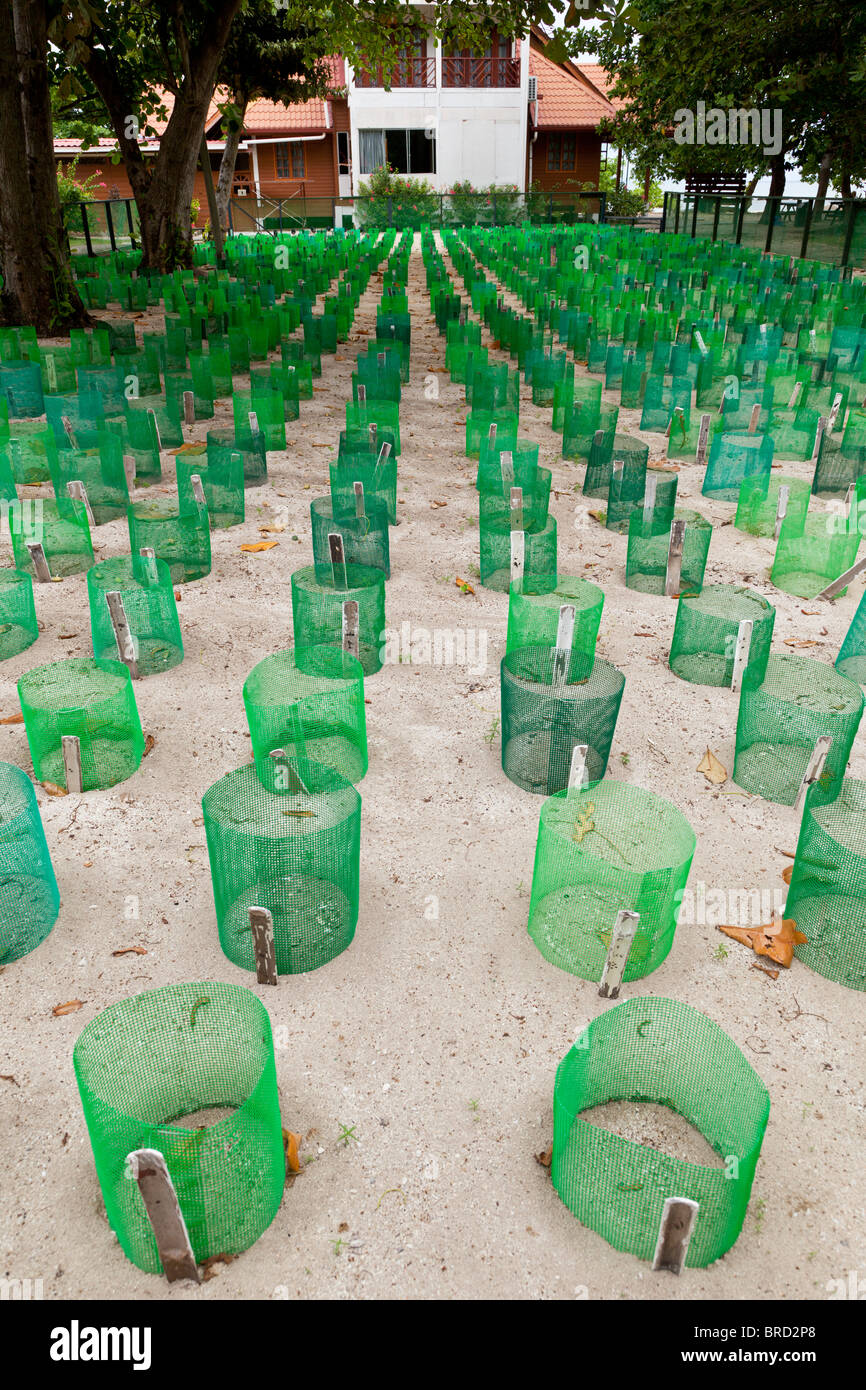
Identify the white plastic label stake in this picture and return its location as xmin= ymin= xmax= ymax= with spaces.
xmin=598 ymin=909 xmax=640 ymax=999
xmin=341 ymin=598 xmax=360 ymax=658
xmin=810 ymin=416 xmax=827 ymax=465
xmin=643 ymin=472 xmax=658 ymax=525
xmin=816 ymin=554 xmax=866 ymax=601
xmin=499 ymin=449 xmax=515 ymax=489
xmin=122 ymin=454 xmax=136 ymax=491
xmin=248 ymin=906 xmax=278 ymax=986
xmin=652 ymin=1197 xmax=700 ymax=1276
xmin=694 ymin=330 xmax=708 ymax=355
xmin=61 ymin=415 xmax=77 ymax=448
xmin=45 ymin=354 xmax=57 ymax=392
xmin=328 ymin=532 xmax=348 ymax=590
xmin=487 ymin=422 xmax=497 ymax=452
xmin=748 ymin=402 xmax=761 ymax=433
xmin=353 ymin=481 xmax=365 ymax=518
xmin=248 ymin=410 xmax=259 ymax=439
xmin=665 ymin=518 xmax=686 ymax=596
xmin=795 ymin=735 xmax=832 ymax=814
xmin=357 ymin=383 xmax=367 ymax=409
xmin=696 ymin=414 xmax=710 ymax=467
xmin=510 ymin=486 xmax=523 ymax=531
xmin=773 ymin=485 xmax=790 ymax=540
xmin=62 ymin=735 xmax=83 ymax=794
xmin=189 ymin=473 xmax=208 ymax=516
xmin=146 ymin=408 xmax=161 ymax=452
xmin=26 ymin=542 xmax=52 ymax=583
xmin=139 ymin=547 xmax=159 ymax=587
xmin=182 ymin=389 xmax=195 ymax=425
xmin=567 ymin=744 xmax=589 ymax=792
xmin=126 ymin=1150 xmax=200 ymax=1285
xmin=510 ymin=529 xmax=525 ymax=591
xmin=828 ymin=392 xmax=844 ymax=433
xmin=730 ymin=618 xmax=753 ymax=694
xmin=66 ymin=480 xmax=95 ymax=527
xmin=105 ymin=591 xmax=139 ymax=679
xmin=787 ymin=381 xmax=803 ymax=409
xmin=551 ymin=604 xmax=576 ymax=689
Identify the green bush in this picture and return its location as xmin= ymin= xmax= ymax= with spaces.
xmin=356 ymin=165 xmax=440 ymax=229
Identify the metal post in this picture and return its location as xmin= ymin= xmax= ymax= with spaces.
xmin=711 ymin=196 xmax=721 ymax=243
xmin=840 ymin=201 xmax=858 ymax=270
xmin=735 ymin=197 xmax=746 ymax=246
xmin=764 ymin=197 xmax=778 ymax=255
xmin=800 ymin=198 xmax=815 ymax=261
xmin=81 ymin=203 xmax=93 ymax=258
xmin=104 ymin=198 xmax=116 ymax=253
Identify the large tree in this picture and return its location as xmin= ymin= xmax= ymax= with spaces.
xmin=0 ymin=0 xmax=90 ymax=331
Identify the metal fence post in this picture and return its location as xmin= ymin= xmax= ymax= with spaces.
xmin=125 ymin=199 xmax=136 ymax=249
xmin=660 ymin=191 xmax=668 ymax=233
xmin=764 ymin=196 xmax=778 ymax=254
xmin=691 ymin=196 xmax=699 ymax=238
xmin=711 ymin=195 xmax=721 ymax=242
xmin=80 ymin=203 xmax=94 ymax=256
xmin=799 ymin=197 xmax=815 ymax=261
xmin=735 ymin=196 xmax=746 ymax=245
xmin=104 ymin=198 xmax=116 ymax=252
xmin=840 ymin=201 xmax=858 ymax=269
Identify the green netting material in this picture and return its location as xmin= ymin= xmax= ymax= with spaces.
xmin=73 ymin=980 xmax=285 ymax=1274
xmin=836 ymin=588 xmax=866 ymax=685
xmin=785 ymin=777 xmax=866 ymax=990
xmin=735 ymin=474 xmax=811 ymax=538
xmin=702 ymin=431 xmax=774 ymax=502
xmin=479 ymin=468 xmax=552 ymax=533
xmin=506 ymin=575 xmax=604 ymax=657
xmin=669 ymin=585 xmax=775 ymax=687
xmin=18 ymin=657 xmax=145 ymax=790
xmin=552 ymin=997 xmax=770 ymax=1267
xmin=465 ymin=409 xmax=518 ymax=459
xmin=733 ymin=653 xmax=864 ymax=805
xmin=476 ymin=438 xmax=539 ymax=494
xmin=177 ymin=451 xmax=244 ymax=530
xmin=500 ymin=648 xmax=624 ymax=794
xmin=771 ymin=511 xmax=860 ymax=600
xmin=625 ymin=509 xmax=712 ymax=596
xmin=128 ymin=497 xmax=212 ymax=584
xmin=329 ymin=456 xmax=397 ymax=526
xmin=528 ymin=779 xmax=695 ymax=980
xmin=87 ymin=555 xmax=184 ymax=676
xmin=0 ymin=761 xmax=60 ymax=964
xmin=206 ymin=427 xmax=267 ymax=490
xmin=203 ymin=759 xmax=361 ymax=974
xmin=10 ymin=496 xmax=94 ymax=579
xmin=481 ymin=516 xmax=557 ymax=593
xmin=49 ymin=435 xmax=129 ymax=526
xmin=243 ymin=645 xmax=368 ymax=786
xmin=311 ymin=496 xmax=390 ymax=581
xmin=0 ymin=569 xmax=38 ymax=660
xmin=291 ymin=564 xmax=386 ymax=676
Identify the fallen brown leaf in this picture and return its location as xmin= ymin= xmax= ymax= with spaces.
xmin=782 ymin=864 xmax=793 ymax=885
xmin=718 ymin=916 xmax=806 ymax=968
xmin=784 ymin=638 xmax=819 ymax=648
xmin=258 ymin=525 xmax=285 ymax=534
xmin=52 ymin=1000 xmax=85 ymax=1016
xmin=455 ymin=576 xmax=475 ymax=595
xmin=241 ymin=541 xmax=279 ymax=552
xmin=0 ymin=712 xmax=24 ymax=725
xmin=751 ymin=961 xmax=780 ymax=980
xmin=588 ymin=509 xmax=606 ymax=523
xmin=112 ymin=946 xmax=147 ymax=957
xmin=41 ymin=781 xmax=68 ymax=797
xmin=431 ymin=499 xmax=448 ymax=508
xmin=143 ymin=733 xmax=156 ymax=757
xmin=283 ymin=1128 xmax=303 ymax=1180
xmin=535 ymin=1143 xmax=553 ymax=1169
xmin=201 ymin=1253 xmax=237 ymax=1281
xmin=698 ymin=748 xmax=728 ymax=785
xmin=0 ymin=1074 xmax=18 ymax=1086
xmin=59 ymin=633 xmax=78 ymax=640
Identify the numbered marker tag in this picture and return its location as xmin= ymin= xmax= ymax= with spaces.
xmin=341 ymin=598 xmax=360 ymax=658
xmin=353 ymin=481 xmax=365 ymax=519
xmin=510 ymin=529 xmax=525 ymax=591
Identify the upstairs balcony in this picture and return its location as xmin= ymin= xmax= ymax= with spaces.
xmin=353 ymin=42 xmax=521 ymax=91
xmin=441 ymin=55 xmax=520 ymax=88
xmin=354 ymin=57 xmax=437 ymax=89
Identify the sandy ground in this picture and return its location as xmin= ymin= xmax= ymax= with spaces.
xmin=1 ymin=232 xmax=864 ymax=1302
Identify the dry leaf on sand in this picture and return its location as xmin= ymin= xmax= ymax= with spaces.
xmin=241 ymin=541 xmax=279 ymax=553
xmin=0 ymin=712 xmax=24 ymax=725
xmin=52 ymin=1000 xmax=85 ymax=1016
xmin=41 ymin=781 xmax=68 ymax=797
xmin=718 ymin=916 xmax=806 ymax=968
xmin=698 ymin=748 xmax=728 ymax=784
xmin=283 ymin=1129 xmax=303 ymax=1178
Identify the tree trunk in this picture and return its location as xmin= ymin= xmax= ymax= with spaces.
xmin=0 ymin=0 xmax=89 ymax=332
xmin=199 ymin=132 xmax=224 ymax=263
xmin=841 ymin=172 xmax=853 ymax=199
xmin=82 ymin=0 xmax=244 ymax=271
xmin=216 ymin=97 xmax=247 ymax=234
xmin=814 ymin=149 xmax=832 ymax=212
xmin=745 ymin=171 xmax=761 ymax=198
xmin=768 ymin=153 xmax=786 ymax=198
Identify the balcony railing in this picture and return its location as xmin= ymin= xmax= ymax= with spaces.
xmin=442 ymin=56 xmax=520 ymax=88
xmin=355 ymin=57 xmax=436 ymax=89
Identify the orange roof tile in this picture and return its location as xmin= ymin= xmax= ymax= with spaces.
xmin=529 ymin=47 xmax=615 ymax=130
xmin=576 ymin=63 xmax=627 ymax=111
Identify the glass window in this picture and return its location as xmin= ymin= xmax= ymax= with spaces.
xmin=275 ymin=141 xmax=305 ymax=179
xmin=359 ymin=129 xmax=436 ymax=175
xmin=547 ymin=135 xmax=577 ymax=173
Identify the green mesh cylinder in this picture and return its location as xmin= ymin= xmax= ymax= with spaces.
xmin=785 ymin=778 xmax=866 ymax=990
xmin=625 ymin=509 xmax=712 ymax=596
xmin=49 ymin=434 xmax=129 ymax=525
xmin=565 ymin=402 xmax=618 ymax=467
xmin=2 ymin=423 xmax=55 ymax=484
xmin=18 ymin=657 xmax=145 ymax=790
xmin=0 ymin=761 xmax=60 ymax=963
xmin=203 ymin=760 xmax=361 ymax=975
xmin=771 ymin=512 xmax=860 ymax=600
xmin=475 ymin=437 xmax=539 ymax=493
xmin=605 ymin=454 xmax=670 ymax=535
xmin=73 ymin=980 xmax=285 ymax=1275
xmin=669 ymin=585 xmax=775 ymax=687
xmin=177 ymin=452 xmax=244 ymax=530
xmin=836 ymin=588 xmax=866 ymax=685
xmin=0 ymin=569 xmax=38 ymax=660
xmin=480 ymin=516 xmax=557 ymax=594
xmin=311 ymin=496 xmax=390 ymax=581
xmin=528 ymin=779 xmax=695 ymax=980
xmin=500 ymin=648 xmax=624 ymax=794
xmin=465 ymin=409 xmax=518 ymax=459
xmin=87 ymin=556 xmax=183 ymax=676
xmin=506 ymin=575 xmax=604 ymax=657
xmin=733 ymin=653 xmax=864 ymax=805
xmin=206 ymin=427 xmax=267 ymax=490
xmin=702 ymin=431 xmax=774 ymax=502
xmin=128 ymin=497 xmax=212 ymax=584
xmin=735 ymin=474 xmax=810 ymax=537
xmin=10 ymin=496 xmax=94 ymax=578
xmin=291 ymin=565 xmax=386 ymax=676
xmin=552 ymin=998 xmax=770 ymax=1267
xmin=243 ymin=645 xmax=367 ymax=787
xmin=345 ymin=402 xmax=401 ymax=456
xmin=479 ymin=468 xmax=551 ymax=532
xmin=329 ymin=456 xmax=397 ymax=526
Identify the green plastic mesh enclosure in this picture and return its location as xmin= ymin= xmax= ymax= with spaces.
xmin=18 ymin=657 xmax=145 ymax=791
xmin=479 ymin=468 xmax=552 ymax=533
xmin=565 ymin=402 xmax=618 ymax=467
xmin=506 ymin=575 xmax=604 ymax=658
xmin=480 ymin=516 xmax=557 ymax=594
xmin=733 ymin=653 xmax=864 ymax=805
xmin=528 ymin=779 xmax=696 ymax=981
xmin=625 ymin=509 xmax=712 ymax=596
xmin=73 ymin=980 xmax=285 ymax=1275
xmin=206 ymin=427 xmax=267 ymax=490
xmin=771 ymin=511 xmax=860 ymax=600
xmin=10 ymin=496 xmax=94 ymax=579
xmin=329 ymin=455 xmax=397 ymax=527
xmin=291 ymin=565 xmax=386 ymax=676
xmin=785 ymin=778 xmax=866 ymax=990
xmin=669 ymin=585 xmax=775 ymax=687
xmin=87 ymin=555 xmax=184 ymax=676
xmin=836 ymin=589 xmax=866 ymax=685
xmin=606 ymin=460 xmax=676 ymax=536
xmin=500 ymin=648 xmax=624 ymax=794
xmin=475 ymin=437 xmax=539 ymax=493
xmin=243 ymin=646 xmax=368 ymax=786
xmin=465 ymin=409 xmax=518 ymax=459
xmin=49 ymin=434 xmax=129 ymax=526
xmin=552 ymin=997 xmax=770 ymax=1267
xmin=3 ymin=422 xmax=56 ymax=484
xmin=128 ymin=496 xmax=212 ymax=584
xmin=735 ymin=474 xmax=811 ymax=538
xmin=177 ymin=452 xmax=244 ymax=530
xmin=0 ymin=569 xmax=38 ymax=660
xmin=702 ymin=431 xmax=774 ymax=502
xmin=310 ymin=496 xmax=390 ymax=581
xmin=345 ymin=401 xmax=401 ymax=456
xmin=0 ymin=761 xmax=60 ymax=964
xmin=203 ymin=760 xmax=361 ymax=975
